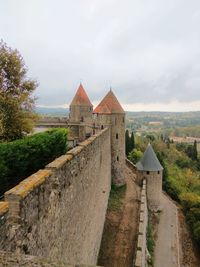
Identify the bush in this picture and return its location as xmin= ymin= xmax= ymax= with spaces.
xmin=128 ymin=148 xmax=143 ymax=164
xmin=0 ymin=128 xmax=68 ymax=195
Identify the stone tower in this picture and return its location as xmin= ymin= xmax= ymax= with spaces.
xmin=69 ymin=83 xmax=93 ymax=124
xmin=94 ymin=89 xmax=125 ymax=186
xmin=136 ymin=143 xmax=163 ymax=211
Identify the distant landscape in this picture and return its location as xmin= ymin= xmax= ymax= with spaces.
xmin=36 ymin=107 xmax=200 ymax=139
xmin=35 ymin=107 xmax=69 ymax=117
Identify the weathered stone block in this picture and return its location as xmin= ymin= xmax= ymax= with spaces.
xmin=139 ymin=211 xmax=144 ymax=222
xmin=5 ymin=169 xmax=52 ymax=199
xmin=135 ymin=249 xmax=142 ymax=267
xmin=46 ymin=155 xmax=73 ymax=169
xmin=0 ymin=202 xmax=9 ymax=216
xmin=138 ymin=222 xmax=144 ymax=235
xmin=67 ymin=145 xmax=84 ymax=157
xmin=140 ymin=203 xmax=145 ymax=213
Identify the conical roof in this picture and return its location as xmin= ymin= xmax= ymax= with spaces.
xmin=93 ymin=90 xmax=124 ymax=114
xmin=136 ymin=143 xmax=163 ymax=171
xmin=70 ymin=84 xmax=93 ymax=107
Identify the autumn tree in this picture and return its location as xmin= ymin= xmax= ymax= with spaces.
xmin=0 ymin=41 xmax=38 ymax=141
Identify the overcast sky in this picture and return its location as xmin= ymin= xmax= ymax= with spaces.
xmin=1 ymin=0 xmax=200 ymax=111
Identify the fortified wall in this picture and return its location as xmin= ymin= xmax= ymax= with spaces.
xmin=0 ymin=128 xmax=111 ymax=266
xmin=134 ymin=179 xmax=148 ymax=267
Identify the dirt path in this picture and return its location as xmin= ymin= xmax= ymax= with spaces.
xmin=98 ymin=166 xmax=140 ymax=267
xmin=154 ymin=193 xmax=180 ymax=267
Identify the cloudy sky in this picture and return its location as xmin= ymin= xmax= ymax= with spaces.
xmin=1 ymin=0 xmax=200 ymax=111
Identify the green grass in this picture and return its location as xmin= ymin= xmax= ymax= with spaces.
xmin=107 ymin=184 xmax=126 ymax=211
xmin=146 ymin=212 xmax=157 ymax=267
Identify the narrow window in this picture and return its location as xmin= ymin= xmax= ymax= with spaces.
xmin=116 ymin=133 xmax=118 ymax=139
xmin=81 ymin=116 xmax=84 ymax=122
xmin=117 ymin=156 xmax=119 ymax=161
xmin=123 ymin=117 xmax=125 ymax=123
xmin=147 ymin=171 xmax=149 ymax=175
xmin=158 ymin=171 xmax=160 ymax=174
xmin=101 ymin=125 xmax=104 ymax=129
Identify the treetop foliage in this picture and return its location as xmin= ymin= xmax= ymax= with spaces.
xmin=0 ymin=40 xmax=38 ymax=141
xmin=0 ymin=128 xmax=68 ymax=195
xmin=125 ymin=129 xmax=135 ymax=156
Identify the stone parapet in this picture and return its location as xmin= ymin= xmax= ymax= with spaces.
xmin=134 ymin=179 xmax=148 ymax=267
xmin=0 ymin=127 xmax=111 ymax=266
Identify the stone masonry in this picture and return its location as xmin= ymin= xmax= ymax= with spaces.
xmin=0 ymin=128 xmax=111 ymax=266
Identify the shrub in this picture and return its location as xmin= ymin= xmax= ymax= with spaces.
xmin=128 ymin=148 xmax=143 ymax=164
xmin=0 ymin=128 xmax=68 ymax=195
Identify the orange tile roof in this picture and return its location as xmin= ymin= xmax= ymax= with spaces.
xmin=94 ymin=90 xmax=124 ymax=114
xmin=70 ymin=84 xmax=93 ymax=106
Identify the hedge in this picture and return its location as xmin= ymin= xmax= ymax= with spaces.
xmin=0 ymin=128 xmax=68 ymax=195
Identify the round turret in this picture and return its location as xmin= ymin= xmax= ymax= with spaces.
xmin=93 ymin=89 xmax=125 ymax=186
xmin=136 ymin=144 xmax=163 ymax=211
xmin=69 ymin=83 xmax=93 ymax=124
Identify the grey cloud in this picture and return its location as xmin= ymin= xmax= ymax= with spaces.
xmin=0 ymin=0 xmax=200 ymax=107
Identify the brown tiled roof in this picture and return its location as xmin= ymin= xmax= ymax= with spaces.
xmin=70 ymin=84 xmax=93 ymax=106
xmin=93 ymin=90 xmax=124 ymax=114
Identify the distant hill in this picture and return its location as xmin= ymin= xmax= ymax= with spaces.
xmin=35 ymin=107 xmax=69 ymax=117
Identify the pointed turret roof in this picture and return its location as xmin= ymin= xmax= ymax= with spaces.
xmin=70 ymin=84 xmax=93 ymax=106
xmin=136 ymin=144 xmax=163 ymax=171
xmin=93 ymin=90 xmax=124 ymax=114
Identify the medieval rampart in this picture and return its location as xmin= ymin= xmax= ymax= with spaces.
xmin=0 ymin=128 xmax=111 ymax=266
xmin=134 ymin=179 xmax=148 ymax=267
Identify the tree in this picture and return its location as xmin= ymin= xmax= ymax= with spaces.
xmin=125 ymin=129 xmax=131 ymax=156
xmin=128 ymin=148 xmax=143 ymax=164
xmin=193 ymin=140 xmax=198 ymax=161
xmin=185 ymin=141 xmax=198 ymax=161
xmin=0 ymin=40 xmax=38 ymax=141
xmin=130 ymin=131 xmax=135 ymax=151
xmin=126 ymin=130 xmax=135 ymax=156
xmin=146 ymin=134 xmax=155 ymax=142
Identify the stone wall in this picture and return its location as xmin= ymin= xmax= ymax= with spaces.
xmin=139 ymin=170 xmax=162 ymax=211
xmin=94 ymin=113 xmax=125 ymax=185
xmin=0 ymin=128 xmax=111 ymax=266
xmin=134 ymin=179 xmax=148 ymax=267
xmin=125 ymin=159 xmax=142 ymax=186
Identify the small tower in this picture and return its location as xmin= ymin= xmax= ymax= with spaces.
xmin=69 ymin=83 xmax=93 ymax=124
xmin=94 ymin=89 xmax=125 ymax=186
xmin=136 ymin=144 xmax=163 ymax=211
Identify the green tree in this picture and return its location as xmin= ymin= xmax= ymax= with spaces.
xmin=128 ymin=148 xmax=143 ymax=164
xmin=185 ymin=142 xmax=198 ymax=161
xmin=0 ymin=41 xmax=38 ymax=141
xmin=130 ymin=131 xmax=135 ymax=151
xmin=193 ymin=140 xmax=198 ymax=161
xmin=125 ymin=129 xmax=131 ymax=156
xmin=146 ymin=134 xmax=155 ymax=142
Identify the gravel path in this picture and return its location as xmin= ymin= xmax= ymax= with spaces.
xmin=154 ymin=193 xmax=180 ymax=267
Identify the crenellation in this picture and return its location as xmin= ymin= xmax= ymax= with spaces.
xmin=5 ymin=170 xmax=52 ymax=199
xmin=46 ymin=155 xmax=73 ymax=169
